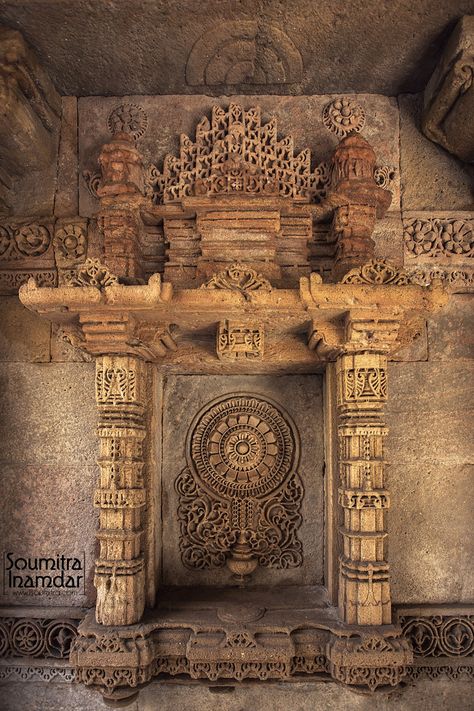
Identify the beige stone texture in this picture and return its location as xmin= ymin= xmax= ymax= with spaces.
xmin=0 ymin=363 xmax=97 ymax=606
xmin=399 ymin=93 xmax=474 ymax=211
xmin=0 ymin=295 xmax=50 ymax=362
xmin=386 ymin=361 xmax=474 ymax=604
xmin=1 ymin=678 xmax=473 ymax=711
xmin=427 ymin=294 xmax=474 ymax=361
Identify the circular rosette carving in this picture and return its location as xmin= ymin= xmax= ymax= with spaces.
xmin=107 ymin=103 xmax=148 ymax=140
xmin=440 ymin=618 xmax=474 ymax=657
xmin=10 ymin=620 xmax=44 ymax=657
xmin=54 ymin=225 xmax=87 ymax=262
xmin=188 ymin=394 xmax=299 ymax=500
xmin=402 ymin=618 xmax=438 ymax=656
xmin=45 ymin=620 xmax=77 ymax=658
xmin=14 ymin=224 xmax=51 ymax=257
xmin=323 ymin=98 xmax=366 ymax=137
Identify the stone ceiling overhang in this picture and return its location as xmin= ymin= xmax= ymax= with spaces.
xmin=0 ymin=1 xmax=472 ymax=97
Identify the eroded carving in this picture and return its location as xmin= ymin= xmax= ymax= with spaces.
xmin=341 ymin=259 xmax=410 ymax=285
xmin=107 ymin=103 xmax=148 ymax=140
xmin=53 ymin=221 xmax=88 ymax=269
xmin=176 ymin=394 xmax=303 ymax=578
xmin=186 ymin=22 xmax=303 ymax=86
xmin=404 ymin=216 xmax=474 ymax=259
xmin=202 ymin=263 xmax=272 ymax=297
xmin=217 ymin=321 xmax=264 ymax=360
xmin=323 ymin=98 xmax=366 ymax=137
xmin=62 ymin=258 xmax=118 ymax=288
xmin=94 ymin=355 xmax=147 ymax=626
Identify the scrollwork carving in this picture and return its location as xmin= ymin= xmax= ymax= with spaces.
xmin=341 ymin=259 xmax=411 ymax=285
xmin=0 ymin=617 xmax=78 ymax=659
xmin=400 ymin=614 xmax=474 ymax=658
xmin=62 ymin=258 xmax=119 ymax=288
xmin=176 ymin=394 xmax=303 ymax=576
xmin=202 ymin=263 xmax=272 ymax=297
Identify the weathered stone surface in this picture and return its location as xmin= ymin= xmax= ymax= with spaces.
xmin=55 ymin=96 xmax=78 ymax=217
xmin=78 ymin=93 xmax=400 ymax=217
xmin=386 ymin=362 xmax=474 ymax=604
xmin=0 ymin=464 xmax=97 ymax=607
xmin=422 ymin=16 xmax=474 ymax=163
xmin=399 ymin=93 xmax=474 ymax=210
xmin=1 ymin=678 xmax=474 ymax=711
xmin=0 ymin=27 xmax=60 ymax=216
xmin=428 ymin=295 xmax=474 ymax=360
xmin=1 ymin=1 xmax=473 ymax=97
xmin=0 ymin=362 xmax=96 ymax=465
xmin=161 ymin=374 xmax=324 ymax=587
xmin=0 ymin=295 xmax=50 ymax=362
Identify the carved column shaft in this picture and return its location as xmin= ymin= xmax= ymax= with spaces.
xmin=336 ymin=351 xmax=391 ymax=626
xmin=94 ymin=354 xmax=147 ymax=626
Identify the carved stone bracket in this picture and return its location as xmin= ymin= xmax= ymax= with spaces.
xmin=422 ymin=16 xmax=474 ymax=162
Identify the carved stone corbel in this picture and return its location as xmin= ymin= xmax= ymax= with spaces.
xmin=422 ymin=16 xmax=474 ymax=163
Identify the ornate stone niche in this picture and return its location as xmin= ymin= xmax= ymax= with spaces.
xmin=18 ymin=104 xmax=451 ymax=703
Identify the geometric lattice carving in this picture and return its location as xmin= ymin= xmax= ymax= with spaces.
xmin=148 ymin=104 xmax=325 ymax=204
xmin=176 ymin=393 xmax=303 ymax=575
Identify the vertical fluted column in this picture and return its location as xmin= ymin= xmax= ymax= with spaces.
xmin=336 ymin=347 xmax=391 ymax=626
xmin=94 ymin=354 xmax=147 ymax=626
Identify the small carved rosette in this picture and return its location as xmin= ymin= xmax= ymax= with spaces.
xmin=176 ymin=394 xmax=303 ymax=578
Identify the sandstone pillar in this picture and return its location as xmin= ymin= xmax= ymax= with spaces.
xmin=94 ymin=354 xmax=147 ymax=626
xmin=335 ymin=316 xmax=397 ymax=625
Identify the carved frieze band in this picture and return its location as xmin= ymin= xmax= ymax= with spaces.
xmin=1 ymin=608 xmax=472 ymax=686
xmin=0 ymin=617 xmax=78 ymax=659
xmin=403 ymin=213 xmax=473 ymax=290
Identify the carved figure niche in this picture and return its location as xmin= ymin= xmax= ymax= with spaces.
xmin=163 ymin=376 xmax=324 ymax=587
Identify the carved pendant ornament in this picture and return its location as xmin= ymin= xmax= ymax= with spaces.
xmin=176 ymin=394 xmax=303 ymax=579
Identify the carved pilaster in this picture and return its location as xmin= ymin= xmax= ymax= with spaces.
xmin=94 ymin=355 xmax=147 ymax=626
xmin=336 ymin=322 xmax=394 ymax=627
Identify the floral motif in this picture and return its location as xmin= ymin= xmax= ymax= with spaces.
xmin=404 ymin=217 xmax=474 ymax=259
xmin=14 ymin=224 xmax=51 ymax=257
xmin=54 ymin=224 xmax=87 ymax=265
xmin=62 ymin=258 xmax=118 ymax=288
xmin=107 ymin=103 xmax=148 ymax=140
xmin=322 ymin=98 xmax=366 ymax=137
xmin=341 ymin=259 xmax=410 ymax=285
